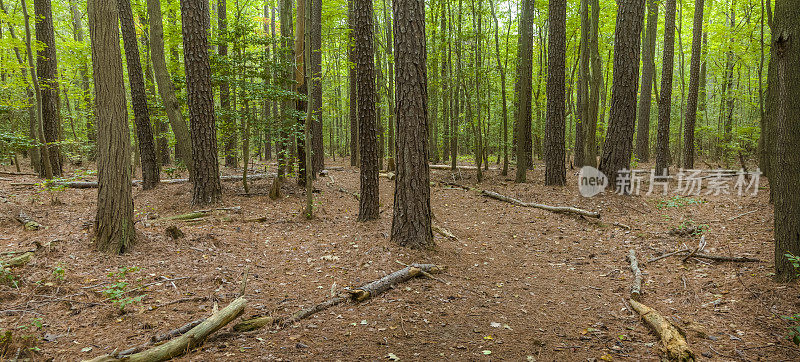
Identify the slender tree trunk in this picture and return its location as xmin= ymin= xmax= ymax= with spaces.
xmin=355 ymin=0 xmax=379 ymax=220
xmin=119 ymin=0 xmax=160 ymax=189
xmin=218 ymin=0 xmax=236 ymax=168
xmin=147 ymin=0 xmax=193 ymax=175
xmin=599 ymin=0 xmax=645 ymax=188
xmin=384 ymin=0 xmax=396 ymax=172
xmin=584 ymin=0 xmax=601 ymax=167
xmin=311 ymin=0 xmax=324 ymax=173
xmin=20 ymin=0 xmax=52 ymax=179
xmin=348 ymin=0 xmax=359 ymax=166
xmin=90 ymin=0 xmax=136 ymax=253
xmin=451 ymin=0 xmax=462 ymax=171
xmin=544 ymin=0 xmax=566 ymax=186
xmin=514 ymin=0 xmax=534 ymax=182
xmin=635 ymin=0 xmax=658 ymax=163
xmin=391 ymin=0 xmax=432 ymax=249
xmin=34 ymin=0 xmax=62 ymax=176
xmin=574 ymin=0 xmax=589 ymax=168
xmin=69 ymin=0 xmax=95 ymax=161
xmin=772 ymin=0 xmax=800 ymax=281
xmin=489 ymin=0 xmax=509 ymax=176
xmin=139 ymin=12 xmax=170 ymax=166
xmin=682 ymin=0 xmax=705 ymax=168
xmin=655 ymin=0 xmax=677 ymax=176
xmin=182 ymin=0 xmax=222 ymax=205
xmin=473 ymin=0 xmax=483 ymax=182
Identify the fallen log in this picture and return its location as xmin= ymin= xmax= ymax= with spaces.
xmin=84 ymin=297 xmax=246 ymax=362
xmin=481 ymin=190 xmax=600 ymax=218
xmin=1 ymin=251 xmax=33 ymax=268
xmin=629 ymin=298 xmax=695 ymax=361
xmin=628 ymin=250 xmax=642 ymax=301
xmin=233 ymin=264 xmax=440 ymax=332
xmin=19 ymin=174 xmax=276 ymax=189
xmin=429 ymin=164 xmax=497 ymax=171
xmin=379 ymin=172 xmax=396 ymax=180
xmin=115 ymin=318 xmax=206 ymax=356
xmin=15 ymin=212 xmax=40 ymax=230
xmin=160 ymin=207 xmax=242 ymax=221
xmin=0 ymin=171 xmax=37 ymax=176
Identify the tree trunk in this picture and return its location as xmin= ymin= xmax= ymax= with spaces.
xmin=384 ymin=0 xmax=396 ymax=172
xmin=219 ymin=0 xmax=237 ymax=169
xmin=489 ymin=0 xmax=509 ymax=176
xmin=635 ymin=0 xmax=658 ymax=163
xmin=655 ymin=0 xmax=677 ymax=176
xmin=574 ymin=0 xmax=589 ymax=169
xmin=451 ymin=0 xmax=462 ymax=171
xmin=544 ymin=0 xmax=566 ymax=186
xmin=34 ymin=0 xmax=62 ymax=176
xmin=514 ymin=0 xmax=534 ymax=183
xmin=772 ymin=0 xmax=800 ymax=282
xmin=20 ymin=0 xmax=52 ymax=179
xmin=473 ymin=0 xmax=483 ymax=182
xmin=584 ymin=0 xmax=601 ymax=168
xmin=139 ymin=12 xmax=170 ymax=167
xmin=69 ymin=0 xmax=95 ymax=161
xmin=89 ymin=0 xmax=136 ymax=253
xmin=681 ymin=0 xmax=705 ymax=169
xmin=391 ymin=0 xmax=433 ymax=249
xmin=182 ymin=0 xmax=222 ymax=205
xmin=147 ymin=0 xmax=193 ymax=175
xmin=599 ymin=0 xmax=645 ymax=188
xmin=119 ymin=0 xmax=160 ymax=190
xmin=354 ymin=0 xmax=379 ymax=220
xmin=311 ymin=0 xmax=324 ymax=173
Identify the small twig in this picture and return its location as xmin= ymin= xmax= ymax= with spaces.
xmin=727 ymin=210 xmax=758 ymax=221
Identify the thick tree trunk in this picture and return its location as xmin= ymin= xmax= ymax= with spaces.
xmin=514 ymin=0 xmax=534 ymax=183
xmin=599 ymin=0 xmax=645 ymax=188
xmin=655 ymin=0 xmax=677 ymax=176
xmin=772 ymin=0 xmax=800 ymax=282
xmin=681 ymin=0 xmax=705 ymax=169
xmin=34 ymin=0 xmax=62 ymax=176
xmin=119 ymin=0 xmax=160 ymax=190
xmin=544 ymin=0 xmax=566 ymax=186
xmin=354 ymin=0 xmax=379 ymax=220
xmin=634 ymin=0 xmax=658 ymax=163
xmin=90 ymin=0 xmax=136 ymax=253
xmin=182 ymin=0 xmax=222 ymax=205
xmin=391 ymin=0 xmax=433 ymax=249
xmin=147 ymin=0 xmax=193 ymax=175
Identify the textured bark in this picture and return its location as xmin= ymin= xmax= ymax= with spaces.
xmin=514 ymin=0 xmax=534 ymax=183
xmin=391 ymin=0 xmax=433 ymax=249
xmin=772 ymin=0 xmax=800 ymax=282
xmin=681 ymin=0 xmax=704 ymax=169
xmin=20 ymin=0 xmax=52 ymax=179
xmin=69 ymin=0 xmax=95 ymax=161
xmin=655 ymin=0 xmax=677 ymax=176
xmin=141 ymin=23 xmax=170 ymax=166
xmin=354 ymin=0 xmax=379 ymax=221
xmin=348 ymin=0 xmax=359 ymax=166
xmin=489 ymin=0 xmax=508 ymax=176
xmin=451 ymin=0 xmax=461 ymax=171
xmin=599 ymin=0 xmax=645 ymax=188
xmin=147 ymin=0 xmax=193 ymax=174
xmin=574 ymin=0 xmax=589 ymax=168
xmin=90 ymin=0 xmax=136 ymax=253
xmin=34 ymin=0 xmax=62 ymax=176
xmin=635 ymin=0 xmax=658 ymax=163
xmin=584 ymin=0 xmax=601 ymax=167
xmin=544 ymin=0 xmax=566 ymax=186
xmin=311 ymin=0 xmax=324 ymax=173
xmin=182 ymin=0 xmax=222 ymax=205
xmin=119 ymin=0 xmax=160 ymax=190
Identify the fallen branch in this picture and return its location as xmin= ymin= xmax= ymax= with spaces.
xmin=0 ymin=171 xmax=36 ymax=176
xmin=380 ymin=172 xmax=396 ymax=180
xmin=482 ymin=190 xmax=600 ymax=218
xmin=160 ymin=207 xmax=242 ymax=221
xmin=85 ymin=297 xmax=246 ymax=362
xmin=115 ymin=318 xmax=206 ymax=357
xmin=429 ymin=164 xmax=497 ymax=171
xmin=21 ymin=174 xmax=276 ymax=189
xmin=681 ymin=236 xmax=706 ymax=263
xmin=727 ymin=210 xmax=757 ymax=221
xmin=628 ymin=250 xmax=642 ymax=300
xmin=432 ymin=224 xmax=458 ymax=241
xmin=647 ymin=249 xmax=760 ymax=264
xmin=233 ymin=264 xmax=440 ymax=332
xmin=629 ymin=298 xmax=695 ymax=361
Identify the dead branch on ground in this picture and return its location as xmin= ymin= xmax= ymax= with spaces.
xmin=629 ymin=299 xmax=696 ymax=361
xmin=628 ymin=250 xmax=642 ymax=300
xmin=481 ymin=190 xmax=600 ymax=218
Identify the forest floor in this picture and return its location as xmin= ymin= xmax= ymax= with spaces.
xmin=1 ymin=158 xmax=799 ymax=361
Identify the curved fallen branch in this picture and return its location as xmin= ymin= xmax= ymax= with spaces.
xmin=233 ymin=264 xmax=441 ymax=332
xmin=629 ymin=298 xmax=695 ymax=361
xmin=481 ymin=190 xmax=600 ymax=218
xmin=84 ymin=297 xmax=246 ymax=362
xmin=647 ymin=249 xmax=761 ymax=264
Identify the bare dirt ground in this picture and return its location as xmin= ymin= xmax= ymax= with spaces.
xmin=1 ymin=158 xmax=798 ymax=361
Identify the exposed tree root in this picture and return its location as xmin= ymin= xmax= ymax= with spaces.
xmin=481 ymin=190 xmax=600 ymax=218
xmin=629 ymin=298 xmax=696 ymax=361
xmin=84 ymin=297 xmax=246 ymax=362
xmin=233 ymin=264 xmax=441 ymax=332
